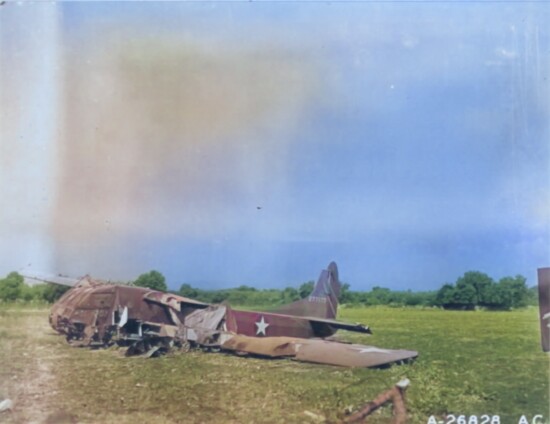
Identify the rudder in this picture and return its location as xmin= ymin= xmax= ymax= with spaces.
xmin=273 ymin=262 xmax=341 ymax=319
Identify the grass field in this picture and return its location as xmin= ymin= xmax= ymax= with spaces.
xmin=0 ymin=305 xmax=548 ymax=423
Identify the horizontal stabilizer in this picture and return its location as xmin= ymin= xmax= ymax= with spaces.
xmin=298 ymin=315 xmax=371 ymax=334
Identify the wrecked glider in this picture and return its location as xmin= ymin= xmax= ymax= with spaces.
xmin=29 ymin=262 xmax=418 ymax=367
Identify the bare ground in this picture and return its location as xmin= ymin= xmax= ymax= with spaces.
xmin=0 ymin=309 xmax=75 ymax=424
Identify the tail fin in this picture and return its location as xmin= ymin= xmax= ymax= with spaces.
xmin=274 ymin=262 xmax=341 ymax=319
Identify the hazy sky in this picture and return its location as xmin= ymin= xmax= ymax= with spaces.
xmin=1 ymin=2 xmax=548 ymax=291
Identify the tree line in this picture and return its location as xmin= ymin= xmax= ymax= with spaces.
xmin=0 ymin=272 xmax=70 ymax=303
xmin=176 ymin=271 xmax=537 ymax=310
xmin=0 ymin=269 xmax=538 ymax=311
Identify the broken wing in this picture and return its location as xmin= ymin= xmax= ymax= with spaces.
xmin=221 ymin=334 xmax=418 ymax=368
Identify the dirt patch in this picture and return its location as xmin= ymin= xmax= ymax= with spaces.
xmin=0 ymin=309 xmax=70 ymax=424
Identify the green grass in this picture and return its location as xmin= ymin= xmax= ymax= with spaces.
xmin=339 ymin=306 xmax=549 ymax=422
xmin=0 ymin=306 xmax=548 ymax=423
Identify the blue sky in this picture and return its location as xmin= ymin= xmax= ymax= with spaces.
xmin=1 ymin=2 xmax=548 ymax=291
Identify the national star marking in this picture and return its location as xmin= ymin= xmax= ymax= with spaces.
xmin=255 ymin=316 xmax=269 ymax=336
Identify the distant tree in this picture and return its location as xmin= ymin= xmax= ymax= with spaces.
xmin=402 ymin=290 xmax=436 ymax=306
xmin=368 ymin=287 xmax=392 ymax=305
xmin=527 ymin=285 xmax=538 ymax=306
xmin=20 ymin=284 xmax=50 ymax=302
xmin=42 ymin=284 xmax=71 ymax=303
xmin=178 ymin=283 xmax=198 ymax=299
xmin=436 ymin=283 xmax=466 ymax=309
xmin=298 ymin=281 xmax=314 ymax=299
xmin=339 ymin=282 xmax=353 ymax=303
xmin=354 ymin=291 xmax=369 ymax=304
xmin=226 ymin=289 xmax=248 ymax=305
xmin=435 ymin=271 xmax=530 ymax=310
xmin=210 ymin=291 xmax=229 ymax=303
xmin=451 ymin=283 xmax=477 ymax=309
xmin=456 ymin=271 xmax=494 ymax=306
xmin=0 ymin=272 xmax=24 ymax=301
xmin=133 ymin=270 xmax=167 ymax=292
xmin=497 ymin=275 xmax=529 ymax=309
xmin=236 ymin=285 xmax=257 ymax=292
xmin=20 ymin=284 xmax=36 ymax=302
xmin=388 ymin=291 xmax=405 ymax=305
xmin=281 ymin=287 xmax=300 ymax=303
xmin=435 ymin=271 xmax=494 ymax=309
xmin=481 ymin=283 xmax=504 ymax=309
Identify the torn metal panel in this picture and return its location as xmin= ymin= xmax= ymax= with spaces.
xmin=49 ymin=282 xmax=182 ymax=346
xmin=143 ymin=291 xmax=209 ymax=309
xmin=184 ymin=305 xmax=227 ymax=330
xmin=183 ymin=305 xmax=227 ymax=345
xmin=142 ymin=322 xmax=180 ymax=338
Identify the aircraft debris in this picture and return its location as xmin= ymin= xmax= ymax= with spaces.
xmin=32 ymin=262 xmax=418 ymax=368
xmin=343 ymin=379 xmax=410 ymax=423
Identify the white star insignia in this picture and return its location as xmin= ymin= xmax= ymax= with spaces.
xmin=255 ymin=316 xmax=269 ymax=336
